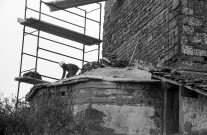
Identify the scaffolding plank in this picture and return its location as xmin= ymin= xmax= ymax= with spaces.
xmin=45 ymin=0 xmax=108 ymax=11
xmin=18 ymin=17 xmax=102 ymax=45
xmin=15 ymin=77 xmax=50 ymax=85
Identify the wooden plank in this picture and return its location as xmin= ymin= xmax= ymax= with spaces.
xmin=174 ymin=86 xmax=180 ymax=134
xmin=18 ymin=18 xmax=102 ymax=45
xmin=161 ymin=81 xmax=168 ymax=135
xmin=15 ymin=77 xmax=49 ymax=85
xmin=179 ymin=86 xmax=184 ymax=133
xmin=45 ymin=0 xmax=108 ymax=11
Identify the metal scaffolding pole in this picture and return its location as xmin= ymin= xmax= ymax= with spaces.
xmin=82 ymin=10 xmax=87 ymax=66
xmin=16 ymin=0 xmax=103 ymax=106
xmin=16 ymin=0 xmax=28 ymax=109
xmin=98 ymin=3 xmax=102 ymax=61
xmin=34 ymin=0 xmax=42 ymax=87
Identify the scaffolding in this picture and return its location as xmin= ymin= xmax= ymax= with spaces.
xmin=15 ymin=0 xmax=105 ymax=105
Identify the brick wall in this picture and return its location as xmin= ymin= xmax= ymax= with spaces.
xmin=177 ymin=0 xmax=207 ymax=71
xmin=103 ymin=0 xmax=207 ymax=71
xmin=103 ymin=0 xmax=180 ymax=65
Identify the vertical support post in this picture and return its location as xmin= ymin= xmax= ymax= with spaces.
xmin=16 ymin=0 xmax=28 ymax=109
xmin=82 ymin=45 xmax=85 ymax=66
xmin=179 ymin=86 xmax=184 ymax=133
xmin=98 ymin=3 xmax=102 ymax=61
xmin=161 ymin=81 xmax=167 ymax=135
xmin=34 ymin=0 xmax=42 ymax=85
xmin=82 ymin=10 xmax=87 ymax=66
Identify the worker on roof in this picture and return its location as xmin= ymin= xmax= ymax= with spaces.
xmin=59 ymin=61 xmax=79 ymax=79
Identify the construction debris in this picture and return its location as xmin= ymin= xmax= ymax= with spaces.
xmin=80 ymin=54 xmax=129 ymax=74
xmin=23 ymin=71 xmax=42 ymax=80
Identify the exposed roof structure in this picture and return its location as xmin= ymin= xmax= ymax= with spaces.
xmin=18 ymin=17 xmax=102 ymax=45
xmin=44 ymin=0 xmax=108 ymax=11
xmin=151 ymin=69 xmax=207 ymax=96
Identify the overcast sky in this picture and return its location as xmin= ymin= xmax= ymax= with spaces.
xmin=0 ymin=0 xmax=25 ymax=98
xmin=0 ymin=0 xmax=104 ymax=99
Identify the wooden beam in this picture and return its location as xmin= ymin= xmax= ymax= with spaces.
xmin=15 ymin=77 xmax=50 ymax=85
xmin=161 ymin=81 xmax=168 ymax=135
xmin=152 ymin=75 xmax=207 ymax=97
xmin=179 ymin=86 xmax=184 ymax=133
xmin=18 ymin=18 xmax=102 ymax=46
xmin=45 ymin=0 xmax=108 ymax=11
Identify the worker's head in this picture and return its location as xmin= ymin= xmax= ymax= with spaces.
xmin=59 ymin=61 xmax=65 ymax=67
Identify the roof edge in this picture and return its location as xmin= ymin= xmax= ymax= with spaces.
xmin=26 ymin=75 xmax=160 ymax=101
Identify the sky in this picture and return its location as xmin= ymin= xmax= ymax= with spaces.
xmin=0 ymin=0 xmax=25 ymax=98
xmin=0 ymin=0 xmax=104 ymax=99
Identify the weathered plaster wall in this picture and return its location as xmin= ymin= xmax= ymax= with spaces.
xmin=72 ymin=81 xmax=162 ymax=135
xmin=103 ymin=0 xmax=180 ymax=65
xmin=183 ymin=95 xmax=207 ymax=135
xmin=29 ymin=80 xmax=162 ymax=135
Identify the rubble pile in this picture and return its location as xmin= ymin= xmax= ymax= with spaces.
xmin=80 ymin=53 xmax=128 ymax=74
xmin=23 ymin=71 xmax=42 ymax=80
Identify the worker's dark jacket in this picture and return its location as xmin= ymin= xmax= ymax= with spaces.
xmin=62 ymin=64 xmax=79 ymax=79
